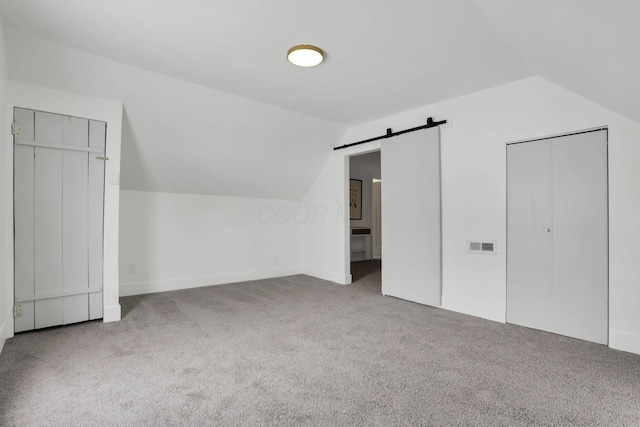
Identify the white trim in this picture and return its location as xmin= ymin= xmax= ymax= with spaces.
xmin=16 ymin=287 xmax=103 ymax=302
xmin=119 ymin=266 xmax=353 ymax=299
xmin=609 ymin=329 xmax=640 ymax=355
xmin=342 ymin=142 xmax=383 ymax=288
xmin=119 ymin=267 xmax=304 ymax=297
xmin=442 ymin=295 xmax=506 ymax=323
xmin=4 ymin=81 xmax=124 ymax=335
xmin=103 ymin=304 xmax=121 ymax=323
xmin=506 ymin=125 xmax=608 ymax=146
xmin=302 ymin=266 xmax=351 ymax=285
xmin=16 ymin=138 xmax=105 ymax=153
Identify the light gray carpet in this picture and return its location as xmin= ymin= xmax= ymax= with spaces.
xmin=1 ymin=261 xmax=640 ymax=426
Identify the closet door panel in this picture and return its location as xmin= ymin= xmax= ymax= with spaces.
xmin=506 ymin=140 xmax=554 ymax=332
xmin=552 ymin=131 xmax=608 ymax=344
xmin=35 ymin=299 xmax=63 ymax=329
xmin=62 ymin=150 xmax=90 ymax=324
xmin=63 ymin=150 xmax=89 ymax=291
xmin=34 ymin=147 xmax=64 ymax=328
xmin=14 ymin=144 xmax=35 ymax=333
xmin=63 ymin=294 xmax=89 ymax=325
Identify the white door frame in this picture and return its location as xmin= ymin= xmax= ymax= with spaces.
xmin=341 ymin=144 xmax=382 ymax=284
xmin=13 ymin=108 xmax=107 ymax=331
xmin=371 ymin=179 xmax=382 ymax=260
xmin=2 ymin=83 xmax=124 ymax=341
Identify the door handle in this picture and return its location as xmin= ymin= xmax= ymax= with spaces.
xmin=543 ymin=228 xmax=551 ymax=233
xmin=95 ymin=156 xmax=109 ymax=160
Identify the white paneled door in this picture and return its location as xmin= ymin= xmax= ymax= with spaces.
xmin=507 ymin=129 xmax=608 ymax=344
xmin=381 ymin=127 xmax=441 ymax=306
xmin=14 ymin=108 xmax=106 ymax=332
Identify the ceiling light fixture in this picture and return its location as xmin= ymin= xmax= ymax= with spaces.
xmin=287 ymin=44 xmax=324 ymax=67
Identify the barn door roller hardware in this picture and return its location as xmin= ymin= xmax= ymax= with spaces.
xmin=333 ymin=117 xmax=447 ymax=151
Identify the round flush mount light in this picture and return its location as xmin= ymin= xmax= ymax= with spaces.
xmin=287 ymin=44 xmax=324 ymax=67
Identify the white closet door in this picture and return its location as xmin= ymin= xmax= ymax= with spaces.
xmin=551 ymin=131 xmax=608 ymax=342
xmin=507 ymin=130 xmax=608 ymax=344
xmin=381 ymin=127 xmax=441 ymax=306
xmin=14 ymin=108 xmax=106 ymax=332
xmin=506 ymin=140 xmax=554 ymax=333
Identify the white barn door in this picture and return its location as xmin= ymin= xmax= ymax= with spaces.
xmin=381 ymin=127 xmax=441 ymax=306
xmin=14 ymin=108 xmax=106 ymax=332
xmin=507 ymin=129 xmax=608 ymax=344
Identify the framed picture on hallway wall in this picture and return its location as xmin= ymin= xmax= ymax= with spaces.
xmin=350 ymin=179 xmax=362 ymax=220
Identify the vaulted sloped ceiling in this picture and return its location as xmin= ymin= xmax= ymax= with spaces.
xmin=472 ymin=0 xmax=640 ymax=125
xmin=4 ymin=30 xmax=345 ymax=200
xmin=0 ymin=0 xmax=530 ymax=124
xmin=0 ymin=1 xmax=636 ymax=200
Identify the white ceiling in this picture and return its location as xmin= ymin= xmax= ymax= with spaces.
xmin=472 ymin=0 xmax=640 ymax=126
xmin=0 ymin=0 xmax=531 ymax=125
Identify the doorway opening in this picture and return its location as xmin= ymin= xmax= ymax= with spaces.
xmin=348 ymin=151 xmax=382 ymax=286
xmin=344 ymin=125 xmax=442 ymax=305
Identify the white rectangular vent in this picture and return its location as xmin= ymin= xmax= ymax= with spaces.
xmin=468 ymin=241 xmax=497 ymax=254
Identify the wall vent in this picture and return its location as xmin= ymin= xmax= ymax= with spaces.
xmin=468 ymin=241 xmax=497 ymax=254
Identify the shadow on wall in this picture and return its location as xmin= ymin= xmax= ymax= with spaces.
xmin=118 ymin=108 xmax=152 ymax=296
xmin=119 ymin=107 xmax=155 ymax=192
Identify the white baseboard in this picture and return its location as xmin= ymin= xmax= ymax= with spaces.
xmin=442 ymin=295 xmax=506 ymax=323
xmin=0 ymin=320 xmax=6 ymax=354
xmin=301 ymin=266 xmax=350 ymax=285
xmin=609 ymin=329 xmax=640 ymax=355
xmin=103 ymin=304 xmax=122 ymax=322
xmin=119 ymin=266 xmax=303 ymax=297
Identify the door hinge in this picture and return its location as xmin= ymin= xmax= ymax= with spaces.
xmin=11 ymin=122 xmax=21 ymax=136
xmin=13 ymin=304 xmax=23 ymax=318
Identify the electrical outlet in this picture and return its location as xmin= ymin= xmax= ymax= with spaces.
xmin=128 ymin=264 xmax=136 ymax=274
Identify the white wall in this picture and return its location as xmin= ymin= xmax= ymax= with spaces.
xmin=119 ymin=190 xmax=303 ymax=296
xmin=0 ymin=28 xmax=349 ymax=311
xmin=0 ymin=16 xmax=8 ymax=349
xmin=4 ymin=29 xmax=346 ymax=200
xmin=3 ymin=81 xmax=123 ymax=338
xmin=302 ymin=76 xmax=640 ymax=355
